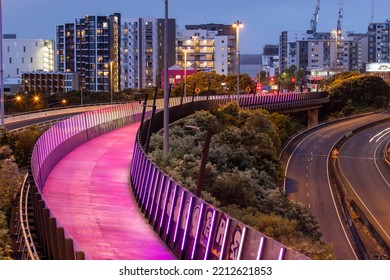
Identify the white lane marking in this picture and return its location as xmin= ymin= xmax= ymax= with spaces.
xmin=307 ymin=192 xmax=310 ymax=197
xmin=341 ymin=163 xmax=390 ymax=243
xmin=374 ymin=137 xmax=390 ymax=189
xmin=375 ymin=130 xmax=390 ymax=143
xmin=327 ymin=145 xmax=359 ymax=259
xmin=283 ymin=126 xmax=358 ymax=259
xmin=369 ymin=127 xmax=390 ymax=143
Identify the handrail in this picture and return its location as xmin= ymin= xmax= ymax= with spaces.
xmin=4 ymin=101 xmax=127 ymax=119
xmin=18 ymin=173 xmax=39 ymax=260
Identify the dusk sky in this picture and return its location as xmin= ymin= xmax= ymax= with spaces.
xmin=3 ymin=0 xmax=390 ymax=54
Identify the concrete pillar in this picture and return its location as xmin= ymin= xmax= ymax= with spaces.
xmin=307 ymin=109 xmax=319 ymax=127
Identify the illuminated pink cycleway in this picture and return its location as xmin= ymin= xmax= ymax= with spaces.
xmin=42 ymin=123 xmax=176 ymax=260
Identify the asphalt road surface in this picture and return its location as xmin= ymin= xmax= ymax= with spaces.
xmin=339 ymin=121 xmax=390 ymax=250
xmin=282 ymin=110 xmax=390 ymax=259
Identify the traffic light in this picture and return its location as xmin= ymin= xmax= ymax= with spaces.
xmin=291 ymin=77 xmax=295 ymax=83
xmin=270 ymin=77 xmax=275 ymax=83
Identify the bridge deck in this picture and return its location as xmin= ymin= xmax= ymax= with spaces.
xmin=42 ymin=123 xmax=176 ymax=260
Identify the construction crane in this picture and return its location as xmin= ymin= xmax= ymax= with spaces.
xmin=309 ymin=0 xmax=320 ymax=33
xmin=370 ymin=0 xmax=375 ymax=23
xmin=336 ymin=0 xmax=344 ymax=38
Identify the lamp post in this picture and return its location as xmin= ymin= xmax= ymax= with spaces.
xmin=163 ymin=0 xmax=170 ymax=158
xmin=108 ymin=60 xmax=114 ymax=104
xmin=233 ymin=20 xmax=243 ymax=104
xmin=0 ymin=0 xmax=4 ymax=128
xmin=183 ymin=48 xmax=187 ymax=97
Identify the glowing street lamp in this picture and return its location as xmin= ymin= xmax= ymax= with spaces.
xmin=233 ymin=20 xmax=243 ymax=103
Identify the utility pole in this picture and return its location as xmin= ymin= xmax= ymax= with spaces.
xmin=163 ymin=0 xmax=170 ymax=158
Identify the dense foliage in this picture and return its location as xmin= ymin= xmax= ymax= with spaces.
xmin=0 ymin=127 xmax=43 ymax=259
xmin=171 ymin=71 xmax=255 ymax=96
xmin=325 ymin=73 xmax=390 ymax=117
xmin=149 ymin=102 xmax=334 ymax=259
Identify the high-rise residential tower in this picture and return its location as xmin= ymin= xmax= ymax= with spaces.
xmin=56 ymin=13 xmax=121 ymax=92
xmin=120 ymin=17 xmax=176 ymax=90
xmin=176 ymin=23 xmax=236 ymax=76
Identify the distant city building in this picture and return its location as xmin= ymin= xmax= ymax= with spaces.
xmin=279 ymin=30 xmax=368 ymax=74
xmin=161 ymin=64 xmax=195 ymax=89
xmin=279 ymin=31 xmax=309 ymax=72
xmin=3 ymin=34 xmax=54 ymax=79
xmin=3 ymin=78 xmax=22 ymax=95
xmin=176 ymin=23 xmax=236 ymax=75
xmin=120 ymin=17 xmax=176 ymax=90
xmin=261 ymin=44 xmax=279 ymax=77
xmin=368 ymin=21 xmax=390 ymax=63
xmin=345 ymin=32 xmax=369 ymax=72
xmin=56 ymin=14 xmax=121 ymax=92
xmin=22 ymin=71 xmax=79 ymax=93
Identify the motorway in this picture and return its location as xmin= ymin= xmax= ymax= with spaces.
xmin=282 ymin=110 xmax=390 ymax=259
xmin=339 ymin=121 xmax=390 ymax=250
xmin=4 ymin=113 xmax=78 ymax=131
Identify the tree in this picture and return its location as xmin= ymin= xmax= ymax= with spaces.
xmin=326 ymin=74 xmax=390 ymax=117
xmin=0 ymin=211 xmax=13 ymax=260
xmin=0 ymin=157 xmax=21 ymax=218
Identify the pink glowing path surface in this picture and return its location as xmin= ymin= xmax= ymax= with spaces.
xmin=42 ymin=123 xmax=176 ymax=260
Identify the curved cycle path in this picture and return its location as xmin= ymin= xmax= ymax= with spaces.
xmin=42 ymin=122 xmax=176 ymax=260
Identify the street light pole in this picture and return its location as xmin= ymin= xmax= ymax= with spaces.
xmin=109 ymin=61 xmax=114 ymax=104
xmin=184 ymin=48 xmax=187 ymax=98
xmin=233 ymin=20 xmax=243 ymax=104
xmin=0 ymin=0 xmax=4 ymax=129
xmin=163 ymin=0 xmax=170 ymax=158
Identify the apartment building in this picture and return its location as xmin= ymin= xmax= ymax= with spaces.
xmin=56 ymin=13 xmax=121 ymax=92
xmin=120 ymin=17 xmax=176 ymax=90
xmin=3 ymin=34 xmax=54 ymax=79
xmin=279 ymin=30 xmax=369 ymax=73
xmin=176 ymin=24 xmax=236 ymax=76
xmin=368 ymin=21 xmax=390 ymax=63
xmin=22 ymin=71 xmax=79 ymax=93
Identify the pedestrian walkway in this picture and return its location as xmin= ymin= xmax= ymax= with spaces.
xmin=42 ymin=123 xmax=176 ymax=260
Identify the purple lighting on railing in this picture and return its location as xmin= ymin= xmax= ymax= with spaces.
xmin=256 ymin=237 xmax=265 ymax=260
xmin=278 ymin=247 xmax=286 ymax=260
xmin=191 ymin=203 xmax=205 ymax=260
xmin=204 ymin=209 xmax=217 ymax=260
xmin=173 ymin=191 xmax=185 ymax=244
xmin=219 ymin=218 xmax=231 ymax=260
xmin=166 ymin=185 xmax=178 ymax=235
xmin=181 ymin=197 xmax=193 ymax=251
xmin=236 ymin=226 xmax=247 ymax=260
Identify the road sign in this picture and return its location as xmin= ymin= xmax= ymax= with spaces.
xmin=332 ymin=149 xmax=339 ymax=159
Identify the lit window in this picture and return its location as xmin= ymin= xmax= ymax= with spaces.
xmin=175 ymin=75 xmax=181 ymax=79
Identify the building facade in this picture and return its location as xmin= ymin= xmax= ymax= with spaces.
xmin=22 ymin=71 xmax=79 ymax=93
xmin=279 ymin=30 xmax=369 ymax=73
xmin=120 ymin=17 xmax=176 ymax=90
xmin=368 ymin=21 xmax=390 ymax=63
xmin=56 ymin=14 xmax=121 ymax=92
xmin=176 ymin=24 xmax=236 ymax=76
xmin=3 ymin=34 xmax=54 ymax=79
xmin=261 ymin=44 xmax=279 ymax=77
